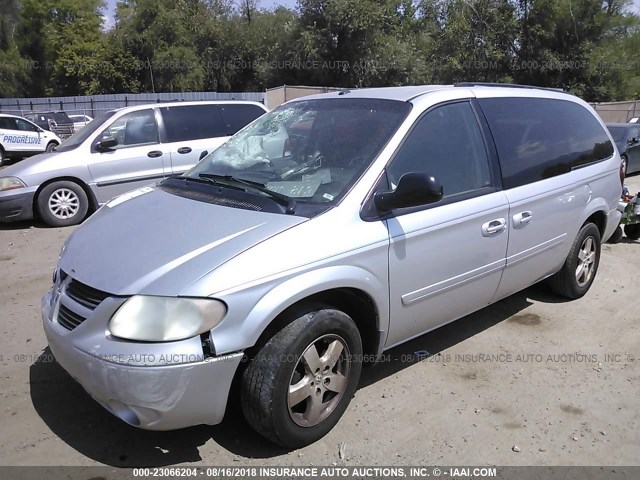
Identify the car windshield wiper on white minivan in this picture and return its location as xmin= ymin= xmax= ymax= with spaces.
xmin=198 ymin=173 xmax=296 ymax=214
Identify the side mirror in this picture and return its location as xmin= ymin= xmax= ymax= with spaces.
xmin=199 ymin=150 xmax=209 ymax=161
xmin=96 ymin=136 xmax=118 ymax=151
xmin=630 ymin=137 xmax=639 ymax=146
xmin=374 ymin=172 xmax=443 ymax=213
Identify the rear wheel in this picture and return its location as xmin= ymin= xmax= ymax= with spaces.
xmin=37 ymin=181 xmax=89 ymax=227
xmin=624 ymin=223 xmax=640 ymax=240
xmin=548 ymin=223 xmax=601 ymax=299
xmin=241 ymin=306 xmax=362 ymax=448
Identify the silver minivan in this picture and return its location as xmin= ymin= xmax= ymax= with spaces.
xmin=0 ymin=101 xmax=267 ymax=225
xmin=42 ymin=84 xmax=623 ymax=447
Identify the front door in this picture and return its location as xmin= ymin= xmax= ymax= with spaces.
xmin=385 ymin=100 xmax=509 ymax=348
xmin=88 ymin=108 xmax=169 ymax=204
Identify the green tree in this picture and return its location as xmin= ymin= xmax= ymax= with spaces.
xmin=0 ymin=0 xmax=29 ymax=97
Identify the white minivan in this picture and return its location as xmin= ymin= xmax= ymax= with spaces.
xmin=0 ymin=101 xmax=267 ymax=225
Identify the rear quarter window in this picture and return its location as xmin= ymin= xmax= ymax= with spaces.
xmin=479 ymin=98 xmax=614 ymax=189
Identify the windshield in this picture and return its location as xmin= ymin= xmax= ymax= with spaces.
xmin=608 ymin=126 xmax=626 ymax=142
xmin=182 ymin=98 xmax=410 ymax=213
xmin=55 ymin=110 xmax=117 ymax=152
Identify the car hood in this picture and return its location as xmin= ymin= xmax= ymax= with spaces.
xmin=58 ymin=187 xmax=306 ymax=296
xmin=0 ymin=151 xmax=66 ymax=179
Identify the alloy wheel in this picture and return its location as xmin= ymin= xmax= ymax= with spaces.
xmin=287 ymin=334 xmax=351 ymax=427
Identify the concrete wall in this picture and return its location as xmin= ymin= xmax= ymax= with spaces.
xmin=591 ymin=100 xmax=640 ymax=123
xmin=265 ymin=85 xmax=342 ymax=109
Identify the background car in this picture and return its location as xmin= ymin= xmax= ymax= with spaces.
xmin=23 ymin=111 xmax=75 ymax=139
xmin=68 ymin=114 xmax=93 ymax=132
xmin=0 ymin=114 xmax=61 ymax=166
xmin=0 ymin=100 xmax=268 ymax=226
xmin=607 ymin=123 xmax=640 ymax=175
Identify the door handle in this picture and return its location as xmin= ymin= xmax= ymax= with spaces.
xmin=147 ymin=150 xmax=163 ymax=158
xmin=177 ymin=147 xmax=192 ymax=154
xmin=481 ymin=218 xmax=507 ymax=237
xmin=513 ymin=211 xmax=533 ymax=227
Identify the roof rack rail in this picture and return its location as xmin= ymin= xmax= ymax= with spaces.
xmin=454 ymin=82 xmax=565 ymax=93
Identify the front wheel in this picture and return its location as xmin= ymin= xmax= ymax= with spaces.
xmin=46 ymin=142 xmax=58 ymax=153
xmin=0 ymin=148 xmax=5 ymax=167
xmin=621 ymin=155 xmax=628 ymax=177
xmin=241 ymin=307 xmax=362 ymax=448
xmin=37 ymin=181 xmax=89 ymax=227
xmin=548 ymin=223 xmax=601 ymax=299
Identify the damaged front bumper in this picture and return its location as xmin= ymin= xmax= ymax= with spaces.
xmin=41 ymin=288 xmax=243 ymax=430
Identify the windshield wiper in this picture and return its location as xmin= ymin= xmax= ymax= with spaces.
xmin=199 ymin=173 xmax=296 ymax=214
xmin=168 ymin=174 xmax=251 ymax=191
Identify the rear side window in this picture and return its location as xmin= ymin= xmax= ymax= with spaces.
xmin=220 ymin=104 xmax=265 ymax=134
xmin=479 ymin=98 xmax=614 ymax=189
xmin=160 ymin=105 xmax=227 ymax=142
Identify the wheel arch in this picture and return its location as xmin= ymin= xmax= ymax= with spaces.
xmin=33 ymin=176 xmax=99 ymax=218
xmin=214 ymin=266 xmax=388 ymax=361
xmin=583 ymin=209 xmax=607 ymax=238
xmin=247 ymin=287 xmax=382 ymax=362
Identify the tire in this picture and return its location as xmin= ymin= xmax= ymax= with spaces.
xmin=241 ymin=306 xmax=363 ymax=448
xmin=37 ymin=181 xmax=89 ymax=227
xmin=46 ymin=142 xmax=58 ymax=153
xmin=608 ymin=226 xmax=623 ymax=244
xmin=624 ymin=223 xmax=640 ymax=240
xmin=0 ymin=148 xmax=5 ymax=167
xmin=548 ymin=222 xmax=601 ymax=299
xmin=621 ymin=155 xmax=628 ymax=177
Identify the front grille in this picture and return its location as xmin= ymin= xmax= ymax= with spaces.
xmin=56 ymin=273 xmax=112 ymax=331
xmin=66 ymin=277 xmax=110 ymax=309
xmin=57 ymin=303 xmax=86 ymax=331
xmin=50 ymin=124 xmax=74 ymax=139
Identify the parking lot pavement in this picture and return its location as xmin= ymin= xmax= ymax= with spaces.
xmin=0 ymin=173 xmax=639 ymax=467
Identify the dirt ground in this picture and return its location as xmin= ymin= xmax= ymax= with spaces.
xmin=0 ymin=170 xmax=639 ymax=468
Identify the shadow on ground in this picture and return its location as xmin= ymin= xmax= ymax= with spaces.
xmin=0 ymin=219 xmax=50 ymax=231
xmin=31 ymin=285 xmax=542 ymax=466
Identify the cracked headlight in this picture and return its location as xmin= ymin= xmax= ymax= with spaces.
xmin=109 ymin=296 xmax=226 ymax=342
